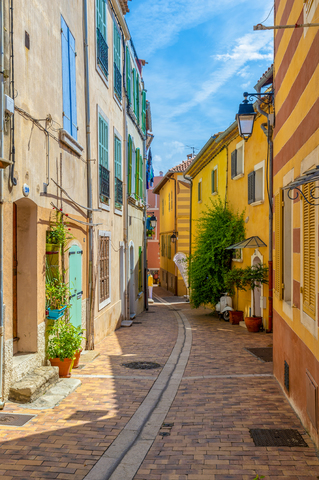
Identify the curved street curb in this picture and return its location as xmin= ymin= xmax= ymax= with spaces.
xmin=84 ymin=299 xmax=192 ymax=480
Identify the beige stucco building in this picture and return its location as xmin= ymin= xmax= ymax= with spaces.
xmin=0 ymin=0 xmax=152 ymax=402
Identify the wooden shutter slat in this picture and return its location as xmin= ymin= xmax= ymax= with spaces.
xmin=248 ymin=171 xmax=255 ymax=204
xmin=231 ymin=150 xmax=237 ymax=179
xmin=274 ymin=190 xmax=283 ymax=300
xmin=303 ymin=182 xmax=316 ymax=318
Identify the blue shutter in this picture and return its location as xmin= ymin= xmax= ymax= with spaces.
xmin=61 ymin=17 xmax=71 ymax=134
xmin=99 ymin=114 xmax=108 ymax=168
xmin=69 ymin=32 xmax=77 ymax=140
xmin=115 ymin=136 xmax=121 ymax=180
xmin=97 ymin=0 xmax=107 ymax=40
xmin=126 ymin=47 xmax=131 ymax=104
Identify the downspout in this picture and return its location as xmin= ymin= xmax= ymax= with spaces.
xmin=83 ymin=0 xmax=94 ymax=348
xmin=171 ymin=176 xmax=177 ymax=295
xmin=122 ymin=36 xmax=129 ymax=320
xmin=183 ymin=173 xmax=192 ymax=298
xmin=0 ymin=0 xmax=5 ymax=409
xmin=9 ymin=0 xmax=15 ymax=186
xmin=143 ymin=134 xmax=148 ymax=310
xmin=256 ymin=90 xmax=273 ymax=333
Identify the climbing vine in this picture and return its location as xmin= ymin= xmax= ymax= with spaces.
xmin=189 ymin=198 xmax=245 ymax=308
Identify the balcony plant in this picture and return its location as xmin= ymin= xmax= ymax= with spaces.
xmin=242 ymin=263 xmax=269 ymax=332
xmin=46 ymin=209 xmax=73 ymax=252
xmin=224 ymin=267 xmax=246 ymax=324
xmin=46 ymin=318 xmax=85 ymax=377
xmin=45 ymin=274 xmax=70 ymax=320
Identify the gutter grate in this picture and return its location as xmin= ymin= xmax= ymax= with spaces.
xmin=122 ymin=361 xmax=161 ymax=370
xmin=0 ymin=413 xmax=35 ymax=427
xmin=250 ymin=429 xmax=308 ymax=447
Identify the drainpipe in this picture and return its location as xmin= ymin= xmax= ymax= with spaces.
xmin=122 ymin=37 xmax=129 ymax=320
xmin=183 ymin=173 xmax=192 ymax=299
xmin=256 ymin=91 xmax=273 ymax=333
xmin=171 ymin=176 xmax=177 ymax=295
xmin=83 ymin=0 xmax=94 ymax=348
xmin=0 ymin=0 xmax=5 ymax=409
xmin=144 ymin=136 xmax=148 ymax=310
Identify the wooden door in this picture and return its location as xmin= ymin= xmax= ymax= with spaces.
xmin=69 ymin=245 xmax=83 ymax=328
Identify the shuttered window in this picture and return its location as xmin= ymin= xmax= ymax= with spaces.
xmin=135 ymin=149 xmax=143 ymax=199
xmin=132 ymin=68 xmax=136 ymax=113
xmin=127 ymin=135 xmax=132 ymax=195
xmin=113 ymin=22 xmax=121 ymax=99
xmin=96 ymin=0 xmax=107 ymax=40
xmin=99 ymin=235 xmax=110 ymax=305
xmin=274 ymin=190 xmax=283 ymax=300
xmin=168 ymin=235 xmax=171 ymax=260
xmin=198 ymin=181 xmax=202 ymax=202
xmin=98 ymin=113 xmax=109 ymax=202
xmin=126 ymin=47 xmax=131 ymax=105
xmin=231 ymin=150 xmax=237 ymax=179
xmin=171 ymin=190 xmax=173 ymax=211
xmin=136 ymin=72 xmax=140 ymax=123
xmin=61 ymin=16 xmax=77 ymax=139
xmin=142 ymin=90 xmax=146 ymax=134
xmin=231 ymin=144 xmax=244 ymax=179
xmin=212 ymin=168 xmax=217 ymax=194
xmin=248 ymin=171 xmax=255 ymax=204
xmin=303 ymin=182 xmax=316 ymax=319
xmin=114 ymin=136 xmax=121 ymax=180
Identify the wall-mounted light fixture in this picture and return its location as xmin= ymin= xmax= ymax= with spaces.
xmin=236 ymin=91 xmax=273 ymax=141
xmin=170 ymin=231 xmax=178 ymax=243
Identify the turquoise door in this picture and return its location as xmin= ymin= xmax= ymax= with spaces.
xmin=69 ymin=245 xmax=83 ymax=328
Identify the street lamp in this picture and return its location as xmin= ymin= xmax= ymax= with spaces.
xmin=236 ymin=93 xmax=256 ymax=140
xmin=170 ymin=231 xmax=178 ymax=243
xmin=150 ymin=213 xmax=157 ymax=228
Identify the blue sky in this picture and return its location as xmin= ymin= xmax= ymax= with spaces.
xmin=126 ymin=0 xmax=274 ymax=175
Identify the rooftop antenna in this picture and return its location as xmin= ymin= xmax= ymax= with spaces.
xmin=186 ymin=145 xmax=199 ymax=157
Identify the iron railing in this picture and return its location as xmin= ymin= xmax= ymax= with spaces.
xmin=114 ymin=62 xmax=122 ymax=100
xmin=99 ymin=164 xmax=110 ymax=200
xmin=115 ymin=177 xmax=123 ymax=206
xmin=97 ymin=28 xmax=108 ymax=78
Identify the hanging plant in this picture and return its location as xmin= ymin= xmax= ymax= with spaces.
xmin=46 ymin=209 xmax=73 ymax=247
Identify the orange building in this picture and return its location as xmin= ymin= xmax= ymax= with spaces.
xmin=146 ymin=175 xmax=163 ymax=282
xmin=273 ymin=0 xmax=319 ymax=447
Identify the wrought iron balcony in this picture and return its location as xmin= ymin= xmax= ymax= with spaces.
xmin=115 ymin=177 xmax=123 ymax=206
xmin=97 ymin=28 xmax=108 ymax=78
xmin=99 ymin=164 xmax=110 ymax=200
xmin=114 ymin=62 xmax=122 ymax=100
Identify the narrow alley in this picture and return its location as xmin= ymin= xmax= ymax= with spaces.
xmin=0 ymin=288 xmax=318 ymax=480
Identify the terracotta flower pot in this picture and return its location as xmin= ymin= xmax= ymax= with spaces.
xmin=73 ymin=349 xmax=83 ymax=369
xmin=229 ymin=310 xmax=243 ymax=325
xmin=244 ymin=316 xmax=262 ymax=333
xmin=49 ymin=357 xmax=73 ymax=378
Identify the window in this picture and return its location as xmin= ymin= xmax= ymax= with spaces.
xmin=126 ymin=47 xmax=131 ymax=105
xmin=274 ymin=190 xmax=283 ymax=300
xmin=167 ymin=235 xmax=171 ymax=260
xmin=232 ymin=248 xmax=243 ymax=262
xmin=303 ymin=182 xmax=316 ymax=319
xmin=231 ymin=141 xmax=244 ymax=179
xmin=142 ymin=90 xmax=146 ymax=134
xmin=98 ymin=113 xmax=109 ymax=204
xmin=99 ymin=233 xmax=110 ymax=308
xmin=61 ymin=16 xmax=77 ymax=139
xmin=283 ymin=190 xmax=292 ymax=303
xmin=138 ymin=246 xmax=142 ymax=292
xmin=248 ymin=162 xmax=264 ymax=204
xmin=113 ymin=21 xmax=122 ymax=100
xmin=198 ymin=180 xmax=202 ymax=202
xmin=127 ymin=135 xmax=132 ymax=195
xmin=212 ymin=167 xmax=218 ymax=194
xmin=135 ymin=148 xmax=143 ymax=199
xmin=114 ymin=135 xmax=122 ymax=207
xmin=135 ymin=71 xmax=140 ymax=123
xmin=96 ymin=0 xmax=108 ymax=78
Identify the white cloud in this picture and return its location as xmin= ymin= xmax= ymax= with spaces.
xmin=153 ymin=154 xmax=162 ymax=164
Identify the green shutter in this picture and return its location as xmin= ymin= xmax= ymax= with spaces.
xmin=136 ymin=72 xmax=140 ymax=124
xmin=113 ymin=22 xmax=121 ymax=69
xmin=114 ymin=136 xmax=121 ymax=180
xmin=132 ymin=69 xmax=136 ymax=113
xmin=128 ymin=135 xmax=132 ymax=195
xmin=139 ymin=151 xmax=143 ymax=198
xmin=135 ymin=148 xmax=140 ymax=197
xmin=99 ymin=114 xmax=108 ymax=169
xmin=96 ymin=0 xmax=106 ymax=40
xmin=142 ymin=90 xmax=146 ymax=134
xmin=126 ymin=47 xmax=131 ymax=104
xmin=138 ymin=246 xmax=142 ymax=291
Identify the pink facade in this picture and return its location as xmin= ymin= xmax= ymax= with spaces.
xmin=146 ymin=175 xmax=163 ymax=282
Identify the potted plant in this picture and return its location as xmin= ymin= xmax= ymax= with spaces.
xmin=46 ymin=209 xmax=73 ymax=252
xmin=72 ymin=328 xmax=85 ymax=369
xmin=46 ymin=274 xmax=70 ymax=320
xmin=46 ymin=318 xmax=85 ymax=377
xmin=224 ymin=267 xmax=246 ymax=324
xmin=243 ymin=263 xmax=269 ymax=332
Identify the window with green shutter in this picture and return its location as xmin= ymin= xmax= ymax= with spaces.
xmin=126 ymin=47 xmax=131 ymax=105
xmin=114 ymin=135 xmax=122 ymax=206
xmin=113 ymin=21 xmax=122 ymax=100
xmin=127 ymin=135 xmax=132 ymax=195
xmin=132 ymin=68 xmax=136 ymax=113
xmin=135 ymin=147 xmax=140 ymax=197
xmin=138 ymin=150 xmax=143 ymax=198
xmin=96 ymin=0 xmax=108 ymax=77
xmin=142 ymin=90 xmax=146 ymax=134
xmin=98 ymin=113 xmax=109 ymax=203
xmin=136 ymin=73 xmax=140 ymax=124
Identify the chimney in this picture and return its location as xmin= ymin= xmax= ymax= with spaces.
xmin=187 ymin=154 xmax=193 ymax=160
xmin=159 ymin=171 xmax=163 ymax=177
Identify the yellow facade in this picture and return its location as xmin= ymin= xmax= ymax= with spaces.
xmin=153 ymin=162 xmax=191 ymax=295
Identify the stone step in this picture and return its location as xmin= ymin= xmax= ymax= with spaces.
xmin=9 ymin=366 xmax=59 ymax=404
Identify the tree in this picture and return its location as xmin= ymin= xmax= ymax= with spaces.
xmin=189 ymin=198 xmax=245 ymax=308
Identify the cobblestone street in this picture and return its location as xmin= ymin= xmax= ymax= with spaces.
xmin=0 ymin=288 xmax=319 ymax=479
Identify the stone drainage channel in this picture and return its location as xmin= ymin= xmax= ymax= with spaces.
xmin=83 ymin=295 xmax=192 ymax=480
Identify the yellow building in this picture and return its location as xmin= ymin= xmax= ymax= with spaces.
xmin=273 ymin=0 xmax=319 ymax=447
xmin=153 ymin=157 xmax=192 ymax=295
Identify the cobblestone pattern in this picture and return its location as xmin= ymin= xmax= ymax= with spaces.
xmin=134 ymin=305 xmax=319 ymax=480
xmin=0 ymin=304 xmax=177 ymax=479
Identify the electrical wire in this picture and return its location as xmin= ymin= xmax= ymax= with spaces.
xmin=260 ymin=4 xmax=274 ymax=25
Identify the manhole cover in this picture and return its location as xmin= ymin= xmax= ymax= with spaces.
xmin=250 ymin=429 xmax=308 ymax=447
xmin=122 ymin=361 xmax=161 ymax=370
xmin=246 ymin=347 xmax=273 ymax=362
xmin=0 ymin=413 xmax=35 ymax=427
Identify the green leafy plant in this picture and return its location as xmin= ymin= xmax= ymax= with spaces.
xmin=188 ymin=198 xmax=245 ymax=308
xmin=46 ymin=318 xmax=85 ymax=361
xmin=243 ymin=263 xmax=269 ymax=316
xmin=46 ymin=273 xmax=70 ymax=310
xmin=46 ymin=209 xmax=73 ymax=247
xmin=253 ymin=475 xmax=265 ymax=480
xmin=224 ymin=267 xmax=246 ymax=311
